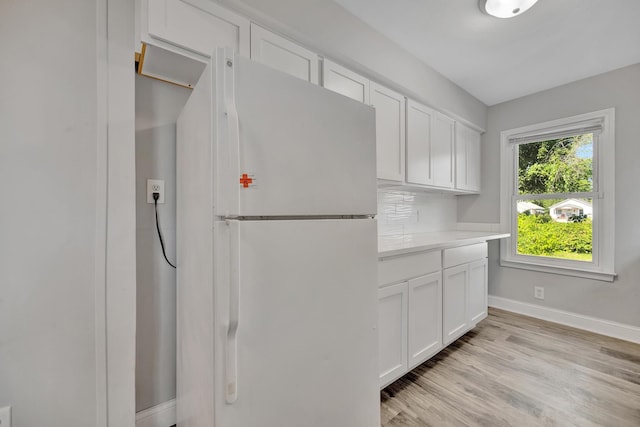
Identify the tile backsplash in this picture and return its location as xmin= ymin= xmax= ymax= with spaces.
xmin=377 ymin=189 xmax=457 ymax=236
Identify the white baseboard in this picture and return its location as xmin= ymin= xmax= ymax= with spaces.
xmin=488 ymin=295 xmax=640 ymax=344
xmin=136 ymin=399 xmax=176 ymax=427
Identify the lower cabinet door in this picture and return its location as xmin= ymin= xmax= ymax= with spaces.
xmin=408 ymin=272 xmax=442 ymax=369
xmin=443 ymin=264 xmax=469 ymax=346
xmin=468 ymin=258 xmax=488 ymax=325
xmin=378 ymin=282 xmax=408 ymax=388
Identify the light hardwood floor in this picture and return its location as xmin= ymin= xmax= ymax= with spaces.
xmin=381 ymin=308 xmax=640 ymax=427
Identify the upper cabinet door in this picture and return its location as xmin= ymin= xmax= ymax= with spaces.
xmin=139 ymin=0 xmax=250 ymax=87
xmin=455 ymin=122 xmax=482 ymax=193
xmin=323 ymin=59 xmax=370 ymax=104
xmin=250 ymin=24 xmax=319 ymax=84
xmin=370 ymin=82 xmax=406 ymax=183
xmin=406 ymin=100 xmax=435 ymax=186
xmin=431 ymin=111 xmax=455 ymax=189
xmin=146 ymin=0 xmax=250 ymax=57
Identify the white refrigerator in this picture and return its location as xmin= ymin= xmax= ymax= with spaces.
xmin=176 ymin=48 xmax=379 ymax=427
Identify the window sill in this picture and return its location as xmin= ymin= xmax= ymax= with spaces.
xmin=500 ymin=258 xmax=616 ymax=282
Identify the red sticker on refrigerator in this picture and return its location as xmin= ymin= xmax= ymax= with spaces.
xmin=239 ymin=173 xmax=254 ymax=188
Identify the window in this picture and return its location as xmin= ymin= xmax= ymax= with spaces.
xmin=500 ymin=109 xmax=615 ymax=281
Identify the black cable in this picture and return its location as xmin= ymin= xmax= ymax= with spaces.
xmin=154 ymin=194 xmax=177 ymax=269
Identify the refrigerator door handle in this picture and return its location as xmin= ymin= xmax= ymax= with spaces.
xmin=226 ymin=219 xmax=240 ymax=404
xmin=223 ymin=50 xmax=241 ymax=216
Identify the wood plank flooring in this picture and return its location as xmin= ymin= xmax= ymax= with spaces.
xmin=381 ymin=308 xmax=640 ymax=427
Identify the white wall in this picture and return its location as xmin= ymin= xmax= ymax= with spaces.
xmin=135 ymin=76 xmax=190 ymax=412
xmin=459 ymin=64 xmax=640 ymax=327
xmin=219 ymin=0 xmax=487 ymax=129
xmin=0 ymin=0 xmax=99 ymax=425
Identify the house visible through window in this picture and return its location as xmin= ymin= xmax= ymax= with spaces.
xmin=500 ymin=109 xmax=616 ymax=281
xmin=517 ymin=133 xmax=594 ymax=262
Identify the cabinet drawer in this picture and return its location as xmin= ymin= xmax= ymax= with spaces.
xmin=379 ymin=250 xmax=441 ymax=286
xmin=443 ymin=243 xmax=487 ymax=269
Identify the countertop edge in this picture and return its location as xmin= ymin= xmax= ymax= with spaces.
xmin=378 ymin=233 xmax=510 ymax=258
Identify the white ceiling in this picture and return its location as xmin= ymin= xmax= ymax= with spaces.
xmin=333 ymin=0 xmax=640 ymax=106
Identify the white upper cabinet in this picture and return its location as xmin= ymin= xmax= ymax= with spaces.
xmin=406 ymin=100 xmax=435 ymax=186
xmin=322 ymin=59 xmax=370 ymax=104
xmin=250 ymin=24 xmax=319 ymax=84
xmin=137 ymin=0 xmax=483 ymax=193
xmin=431 ymin=111 xmax=455 ymax=189
xmin=323 ymin=63 xmax=407 ymax=184
xmin=370 ymin=82 xmax=406 ymax=183
xmin=137 ymin=0 xmax=249 ymax=87
xmin=406 ymin=100 xmax=454 ymax=189
xmin=455 ymin=122 xmax=482 ymax=193
xmin=145 ymin=0 xmax=250 ymax=57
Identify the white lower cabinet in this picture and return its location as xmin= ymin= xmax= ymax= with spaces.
xmin=378 ymin=242 xmax=489 ymax=389
xmin=442 ymin=243 xmax=488 ymax=346
xmin=378 ymin=282 xmax=408 ymax=388
xmin=378 ymin=273 xmax=442 ymax=389
xmin=442 ymin=264 xmax=469 ymax=346
xmin=378 ymin=250 xmax=442 ymax=388
xmin=408 ymin=272 xmax=442 ymax=369
xmin=468 ymin=258 xmax=488 ymax=324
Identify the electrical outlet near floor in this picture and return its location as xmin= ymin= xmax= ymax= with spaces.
xmin=147 ymin=179 xmax=165 ymax=204
xmin=0 ymin=406 xmax=11 ymax=427
xmin=534 ymin=286 xmax=545 ymax=300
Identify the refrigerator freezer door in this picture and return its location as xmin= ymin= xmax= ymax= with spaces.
xmin=215 ymin=52 xmax=377 ymax=217
xmin=214 ymin=219 xmax=379 ymax=427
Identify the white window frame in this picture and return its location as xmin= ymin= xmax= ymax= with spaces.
xmin=500 ymin=109 xmax=616 ymax=282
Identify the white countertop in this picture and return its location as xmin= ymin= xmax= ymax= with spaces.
xmin=378 ymin=231 xmax=510 ymax=257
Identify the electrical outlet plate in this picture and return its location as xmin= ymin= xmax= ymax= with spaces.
xmin=147 ymin=179 xmax=165 ymax=204
xmin=0 ymin=406 xmax=11 ymax=427
xmin=534 ymin=286 xmax=544 ymax=300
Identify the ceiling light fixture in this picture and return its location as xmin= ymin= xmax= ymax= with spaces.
xmin=479 ymin=0 xmax=539 ymax=18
